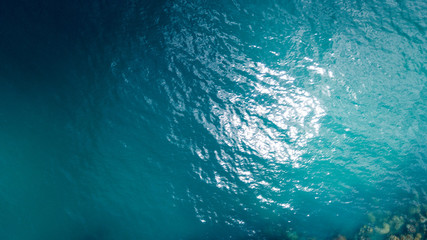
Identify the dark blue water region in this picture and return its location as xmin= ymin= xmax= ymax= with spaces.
xmin=0 ymin=0 xmax=426 ymax=239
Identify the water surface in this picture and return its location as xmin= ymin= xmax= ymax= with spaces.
xmin=0 ymin=0 xmax=426 ymax=239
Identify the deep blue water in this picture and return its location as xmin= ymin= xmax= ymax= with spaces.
xmin=0 ymin=0 xmax=426 ymax=239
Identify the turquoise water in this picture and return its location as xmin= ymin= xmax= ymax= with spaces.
xmin=0 ymin=0 xmax=426 ymax=239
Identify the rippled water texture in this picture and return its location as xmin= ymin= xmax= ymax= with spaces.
xmin=0 ymin=0 xmax=426 ymax=239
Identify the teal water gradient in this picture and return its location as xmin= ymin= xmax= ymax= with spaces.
xmin=0 ymin=0 xmax=426 ymax=239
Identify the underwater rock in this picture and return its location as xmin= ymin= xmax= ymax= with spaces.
xmin=375 ymin=222 xmax=390 ymax=234
xmin=400 ymin=234 xmax=414 ymax=240
xmin=356 ymin=225 xmax=374 ymax=240
xmin=419 ymin=214 xmax=427 ymax=224
xmin=358 ymin=225 xmax=373 ymax=237
xmin=391 ymin=215 xmax=405 ymax=231
xmin=422 ymin=204 xmax=427 ymax=215
xmin=286 ymin=231 xmax=298 ymax=240
xmin=414 ymin=233 xmax=422 ymax=240
xmin=409 ymin=206 xmax=421 ymax=215
xmin=333 ymin=234 xmax=346 ymax=240
xmin=388 ymin=235 xmax=399 ymax=240
xmin=406 ymin=224 xmax=416 ymax=234
xmin=368 ymin=212 xmax=376 ymax=223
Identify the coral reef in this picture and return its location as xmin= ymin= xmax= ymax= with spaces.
xmin=375 ymin=223 xmax=391 ymax=234
xmin=388 ymin=235 xmax=399 ymax=240
xmin=306 ymin=200 xmax=427 ymax=240
xmin=391 ymin=216 xmax=405 ymax=231
xmin=400 ymin=234 xmax=414 ymax=240
xmin=350 ymin=203 xmax=427 ymax=240
xmin=406 ymin=224 xmax=416 ymax=234
xmin=333 ymin=234 xmax=347 ymax=240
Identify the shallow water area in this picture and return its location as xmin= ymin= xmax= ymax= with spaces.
xmin=0 ymin=0 xmax=426 ymax=239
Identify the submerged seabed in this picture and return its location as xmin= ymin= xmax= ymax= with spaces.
xmin=0 ymin=0 xmax=426 ymax=239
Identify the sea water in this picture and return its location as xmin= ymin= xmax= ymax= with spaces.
xmin=0 ymin=0 xmax=426 ymax=239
